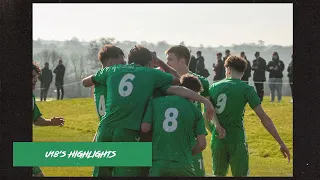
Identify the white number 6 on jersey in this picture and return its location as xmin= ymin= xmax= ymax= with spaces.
xmin=216 ymin=93 xmax=227 ymax=114
xmin=118 ymin=73 xmax=135 ymax=97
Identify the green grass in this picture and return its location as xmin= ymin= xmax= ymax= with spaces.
xmin=33 ymin=97 xmax=293 ymax=177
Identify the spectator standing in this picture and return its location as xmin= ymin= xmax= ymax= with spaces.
xmin=221 ymin=49 xmax=231 ymax=77
xmin=189 ymin=54 xmax=197 ymax=73
xmin=287 ymin=54 xmax=293 ymax=103
xmin=195 ymin=51 xmax=210 ymax=78
xmin=267 ymin=52 xmax=285 ymax=102
xmin=213 ymin=52 xmax=225 ymax=81
xmin=53 ymin=59 xmax=65 ymax=100
xmin=252 ymin=52 xmax=266 ymax=102
xmin=240 ymin=52 xmax=251 ymax=84
xmin=38 ymin=62 xmax=53 ymax=101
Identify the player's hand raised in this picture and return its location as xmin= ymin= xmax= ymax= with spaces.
xmin=50 ymin=117 xmax=64 ymax=126
xmin=280 ymin=143 xmax=290 ymax=163
xmin=203 ymin=100 xmax=214 ymax=121
xmin=215 ymin=125 xmax=226 ymax=139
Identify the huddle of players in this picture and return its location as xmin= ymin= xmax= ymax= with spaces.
xmin=31 ymin=43 xmax=291 ymax=177
xmin=82 ymin=44 xmax=290 ymax=177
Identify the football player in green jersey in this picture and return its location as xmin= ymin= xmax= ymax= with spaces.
xmin=164 ymin=45 xmax=226 ymax=176
xmin=91 ymin=45 xmax=127 ymax=177
xmin=32 ymin=62 xmax=65 ymax=177
xmin=91 ymin=45 xmax=126 ymax=142
xmin=82 ymin=46 xmax=215 ymax=177
xmin=207 ymin=56 xmax=290 ymax=177
xmin=141 ymin=74 xmax=207 ymax=176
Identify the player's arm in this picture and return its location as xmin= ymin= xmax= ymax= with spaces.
xmin=153 ymin=56 xmax=180 ymax=85
xmin=202 ymin=98 xmax=226 ymax=139
xmin=192 ymin=135 xmax=206 ymax=156
xmin=165 ymin=86 xmax=214 ymax=121
xmin=82 ymin=68 xmax=109 ymax=87
xmin=141 ymin=99 xmax=154 ymax=133
xmin=192 ymin=111 xmax=207 ymax=156
xmin=247 ymin=86 xmax=290 ymax=162
xmin=253 ymin=105 xmax=290 ymax=162
xmin=82 ymin=75 xmax=95 ymax=87
xmin=33 ymin=116 xmax=64 ymax=126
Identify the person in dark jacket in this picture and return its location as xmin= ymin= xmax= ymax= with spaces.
xmin=53 ymin=59 xmax=66 ymax=100
xmin=251 ymin=52 xmax=266 ymax=102
xmin=267 ymin=52 xmax=285 ymax=102
xmin=195 ymin=51 xmax=209 ymax=77
xmin=240 ymin=52 xmax=251 ymax=84
xmin=189 ymin=55 xmax=197 ymax=73
xmin=287 ymin=54 xmax=293 ymax=103
xmin=221 ymin=49 xmax=231 ymax=77
xmin=38 ymin=62 xmax=53 ymax=101
xmin=213 ymin=52 xmax=225 ymax=81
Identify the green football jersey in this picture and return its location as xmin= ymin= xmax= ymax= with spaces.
xmin=189 ymin=72 xmax=209 ymax=161
xmin=190 ymin=72 xmax=210 ymax=97
xmin=32 ymin=94 xmax=42 ymax=122
xmin=93 ymin=85 xmax=107 ymax=121
xmin=93 ymin=63 xmax=174 ymax=131
xmin=142 ymin=96 xmax=207 ymax=164
xmin=209 ymin=78 xmax=261 ymax=144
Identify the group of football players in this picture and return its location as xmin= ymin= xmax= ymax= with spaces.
xmin=32 ymin=44 xmax=290 ymax=177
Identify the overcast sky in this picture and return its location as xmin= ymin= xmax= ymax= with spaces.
xmin=33 ymin=3 xmax=293 ymax=47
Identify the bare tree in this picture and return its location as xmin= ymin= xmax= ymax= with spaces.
xmin=87 ymin=40 xmax=101 ymax=71
xmin=99 ymin=37 xmax=112 ymax=46
xmin=69 ymin=53 xmax=87 ymax=97
xmin=258 ymin=40 xmax=265 ymax=47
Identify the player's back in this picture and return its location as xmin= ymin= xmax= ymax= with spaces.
xmin=209 ymin=78 xmax=260 ymax=142
xmin=151 ymin=95 xmax=202 ymax=165
xmin=99 ymin=63 xmax=173 ymax=131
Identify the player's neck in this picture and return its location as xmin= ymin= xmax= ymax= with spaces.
xmin=229 ymin=74 xmax=242 ymax=79
xmin=177 ymin=66 xmax=190 ymax=76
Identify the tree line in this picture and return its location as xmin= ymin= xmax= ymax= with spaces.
xmin=33 ymin=37 xmax=293 ymax=98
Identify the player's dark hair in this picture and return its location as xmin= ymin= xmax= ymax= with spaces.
xmin=165 ymin=45 xmax=191 ymax=65
xmin=224 ymin=55 xmax=247 ymax=73
xmin=179 ymin=74 xmax=203 ymax=93
xmin=33 ymin=62 xmax=41 ymax=75
xmin=98 ymin=45 xmax=125 ymax=64
xmin=128 ymin=45 xmax=153 ymax=66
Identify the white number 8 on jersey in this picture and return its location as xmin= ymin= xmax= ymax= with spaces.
xmin=118 ymin=73 xmax=135 ymax=97
xmin=163 ymin=108 xmax=178 ymax=132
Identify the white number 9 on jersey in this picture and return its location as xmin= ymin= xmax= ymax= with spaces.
xmin=118 ymin=73 xmax=135 ymax=97
xmin=216 ymin=93 xmax=227 ymax=114
xmin=163 ymin=108 xmax=178 ymax=132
